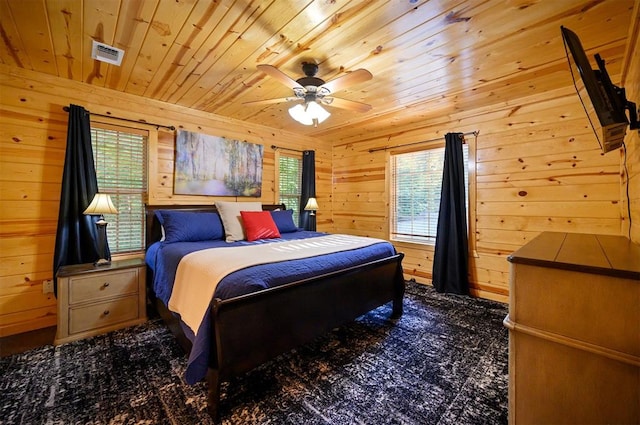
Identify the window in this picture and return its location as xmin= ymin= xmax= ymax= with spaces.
xmin=278 ymin=153 xmax=302 ymax=222
xmin=91 ymin=124 xmax=148 ymax=254
xmin=390 ymin=144 xmax=469 ymax=244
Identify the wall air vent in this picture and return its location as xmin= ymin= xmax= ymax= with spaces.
xmin=91 ymin=40 xmax=125 ymax=66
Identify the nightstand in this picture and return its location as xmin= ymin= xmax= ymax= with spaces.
xmin=54 ymin=258 xmax=147 ymax=345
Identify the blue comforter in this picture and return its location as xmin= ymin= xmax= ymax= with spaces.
xmin=145 ymin=230 xmax=397 ymax=384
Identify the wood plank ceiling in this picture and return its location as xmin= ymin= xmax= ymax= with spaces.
xmin=0 ymin=0 xmax=635 ymax=142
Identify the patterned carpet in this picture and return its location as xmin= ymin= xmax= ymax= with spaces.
xmin=1 ymin=282 xmax=509 ymax=424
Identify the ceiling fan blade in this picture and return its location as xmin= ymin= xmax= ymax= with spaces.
xmin=324 ymin=97 xmax=372 ymax=113
xmin=257 ymin=64 xmax=303 ymax=89
xmin=243 ymin=97 xmax=298 ymax=106
xmin=319 ymin=69 xmax=373 ymax=94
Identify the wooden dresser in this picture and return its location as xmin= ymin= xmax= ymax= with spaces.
xmin=504 ymin=232 xmax=640 ymax=424
xmin=55 ymin=258 xmax=147 ymax=345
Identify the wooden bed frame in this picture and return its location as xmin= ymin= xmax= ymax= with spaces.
xmin=145 ymin=204 xmax=405 ymax=421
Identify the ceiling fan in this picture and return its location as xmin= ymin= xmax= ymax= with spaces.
xmin=245 ymin=62 xmax=373 ymax=126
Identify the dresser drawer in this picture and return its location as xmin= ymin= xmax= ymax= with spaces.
xmin=69 ymin=269 xmax=139 ymax=304
xmin=69 ymin=295 xmax=139 ymax=335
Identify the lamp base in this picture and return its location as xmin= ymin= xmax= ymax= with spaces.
xmin=94 ymin=258 xmax=111 ymax=267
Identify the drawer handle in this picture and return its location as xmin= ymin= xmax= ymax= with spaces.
xmin=101 ymin=282 xmax=110 ymax=289
xmin=103 ymin=310 xmax=110 ymax=316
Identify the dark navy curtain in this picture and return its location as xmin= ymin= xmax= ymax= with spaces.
xmin=299 ymin=150 xmax=316 ymax=231
xmin=53 ymin=105 xmax=100 ymax=294
xmin=432 ymin=132 xmax=469 ymax=295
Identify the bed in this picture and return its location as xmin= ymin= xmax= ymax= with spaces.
xmin=144 ymin=203 xmax=405 ymax=421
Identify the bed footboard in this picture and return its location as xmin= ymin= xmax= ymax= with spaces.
xmin=206 ymin=253 xmax=404 ymax=421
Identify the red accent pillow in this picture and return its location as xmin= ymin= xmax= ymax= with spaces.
xmin=240 ymin=211 xmax=281 ymax=242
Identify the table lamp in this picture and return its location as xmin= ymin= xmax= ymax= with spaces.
xmin=83 ymin=193 xmax=118 ymax=266
xmin=304 ymin=197 xmax=319 ymax=216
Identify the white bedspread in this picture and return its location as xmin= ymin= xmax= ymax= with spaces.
xmin=168 ymin=234 xmax=386 ymax=333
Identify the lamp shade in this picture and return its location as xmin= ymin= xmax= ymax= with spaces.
xmin=305 ymin=101 xmax=330 ymax=123
xmin=304 ymin=197 xmax=319 ymax=211
xmin=83 ymin=193 xmax=118 ymax=215
xmin=288 ymin=101 xmax=331 ymax=126
xmin=288 ymin=104 xmax=313 ymax=125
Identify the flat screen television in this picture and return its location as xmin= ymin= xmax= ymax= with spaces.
xmin=560 ymin=26 xmax=638 ymax=153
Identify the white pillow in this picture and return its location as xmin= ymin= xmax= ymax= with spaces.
xmin=215 ymin=201 xmax=262 ymax=242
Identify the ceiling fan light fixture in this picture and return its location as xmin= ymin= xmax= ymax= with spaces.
xmin=253 ymin=63 xmax=372 ymax=123
xmin=306 ymin=101 xmax=331 ymax=123
xmin=288 ymin=104 xmax=313 ymax=125
xmin=288 ymin=101 xmax=330 ymax=126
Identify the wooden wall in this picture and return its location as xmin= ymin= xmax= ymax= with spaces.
xmin=1 ymin=14 xmax=638 ymax=335
xmin=0 ymin=64 xmax=332 ymax=337
xmin=333 ymin=89 xmax=630 ymax=303
xmin=623 ymin=10 xmax=640 ymax=243
xmin=332 ymin=13 xmax=640 ymax=302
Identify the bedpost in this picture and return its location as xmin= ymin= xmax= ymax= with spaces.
xmin=391 ymin=253 xmax=405 ymax=318
xmin=206 ymin=368 xmax=221 ymax=423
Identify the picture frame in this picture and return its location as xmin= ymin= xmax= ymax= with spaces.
xmin=174 ymin=130 xmax=263 ymax=197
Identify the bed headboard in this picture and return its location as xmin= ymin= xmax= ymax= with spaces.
xmin=144 ymin=204 xmax=286 ymax=249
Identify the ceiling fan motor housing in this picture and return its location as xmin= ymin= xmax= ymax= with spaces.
xmin=302 ymin=62 xmax=319 ymax=76
xmin=296 ymin=76 xmax=325 ymax=87
xmin=297 ymin=62 xmax=325 ymax=87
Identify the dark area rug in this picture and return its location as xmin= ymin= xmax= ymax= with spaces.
xmin=0 ymin=282 xmax=509 ymax=424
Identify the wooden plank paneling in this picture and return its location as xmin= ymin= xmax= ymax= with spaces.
xmin=104 ymin=0 xmax=159 ymax=91
xmin=1 ymin=142 xmax=66 ymax=165
xmin=0 ymin=0 xmax=633 ymax=137
xmin=125 ymin=0 xmax=198 ymax=96
xmin=81 ymin=0 xmax=120 ymax=86
xmin=0 ymin=252 xmax=53 ymax=279
xmin=332 ymin=89 xmax=626 ymax=303
xmin=0 ymin=271 xmax=50 ymax=296
xmin=4 ymin=0 xmax=57 ymax=75
xmin=46 ymin=0 xmax=83 ymax=81
xmin=143 ymin=0 xmax=227 ymax=99
xmin=0 ymin=162 xmax=63 ymax=185
xmin=0 ymin=304 xmax=57 ymax=337
xmin=0 ymin=0 xmax=31 ymax=68
xmin=476 ymin=216 xmax=622 ymax=235
xmin=621 ymin=4 xmax=640 ymax=241
xmin=477 ymin=166 xmax=621 ymax=188
xmin=163 ymin=0 xmax=278 ymax=105
xmin=477 ymin=183 xmax=621 ymax=202
xmin=0 ymin=235 xmax=55 ymax=257
xmin=0 ymin=0 xmax=637 ymax=337
xmin=0 ymin=181 xmax=61 ymax=203
xmin=0 ymin=64 xmax=332 ymax=336
xmin=477 ymin=200 xmax=622 ymax=219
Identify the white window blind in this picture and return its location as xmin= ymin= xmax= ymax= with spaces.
xmin=278 ymin=154 xmax=302 ymax=223
xmin=390 ymin=144 xmax=468 ymax=244
xmin=91 ymin=125 xmax=148 ymax=254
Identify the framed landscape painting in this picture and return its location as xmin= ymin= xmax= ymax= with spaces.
xmin=174 ymin=130 xmax=263 ymax=197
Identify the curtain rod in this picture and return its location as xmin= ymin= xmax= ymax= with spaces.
xmin=63 ymin=106 xmax=176 ymax=131
xmin=368 ymin=131 xmax=479 ymax=153
xmin=271 ymin=145 xmax=308 ymax=153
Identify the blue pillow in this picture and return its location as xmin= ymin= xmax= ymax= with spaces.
xmin=270 ymin=209 xmax=298 ymax=233
xmin=158 ymin=210 xmax=224 ymax=243
xmin=155 ymin=210 xmax=166 ymax=225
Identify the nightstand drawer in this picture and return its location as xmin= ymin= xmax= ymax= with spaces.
xmin=69 ymin=295 xmax=139 ymax=334
xmin=69 ymin=269 xmax=139 ymax=304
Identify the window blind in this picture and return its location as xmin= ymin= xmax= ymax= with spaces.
xmin=91 ymin=125 xmax=148 ymax=254
xmin=390 ymin=144 xmax=468 ymax=244
xmin=278 ymin=154 xmax=302 ymax=220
